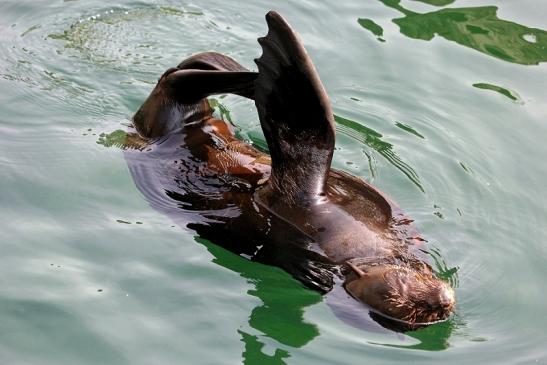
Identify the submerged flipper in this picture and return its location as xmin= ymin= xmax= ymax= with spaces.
xmin=134 ymin=52 xmax=257 ymax=138
xmin=254 ymin=11 xmax=336 ymax=205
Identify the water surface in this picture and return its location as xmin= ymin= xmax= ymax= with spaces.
xmin=1 ymin=0 xmax=546 ymax=363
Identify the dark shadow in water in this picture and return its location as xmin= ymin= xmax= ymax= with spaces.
xmin=195 ymin=237 xmax=322 ymax=365
xmin=334 ymin=115 xmax=424 ymax=192
xmin=374 ymin=0 xmax=547 ymax=65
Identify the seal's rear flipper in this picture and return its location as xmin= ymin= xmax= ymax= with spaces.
xmin=134 ymin=52 xmax=257 ymax=138
xmin=254 ymin=11 xmax=335 ymax=205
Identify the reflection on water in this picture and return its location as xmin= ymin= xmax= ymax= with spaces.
xmin=195 ymin=237 xmax=321 ymax=365
xmin=216 ymin=109 xmax=425 ymax=191
xmin=411 ymin=0 xmax=455 ymax=6
xmin=372 ymin=316 xmax=460 ymax=350
xmin=373 ymin=0 xmax=547 ymax=65
xmin=428 ymin=247 xmax=459 ymax=288
xmin=96 ymin=129 xmax=128 ymax=149
xmin=238 ymin=330 xmax=291 ymax=365
xmin=395 ymin=122 xmax=425 ymax=139
xmin=335 ymin=115 xmax=424 ymax=192
xmin=358 ymin=18 xmax=385 ymax=42
xmin=96 ymin=128 xmax=150 ymax=150
xmin=208 ymin=98 xmax=235 ymax=127
xmin=472 ymin=83 xmax=521 ymax=102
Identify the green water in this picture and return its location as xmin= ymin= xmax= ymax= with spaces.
xmin=1 ymin=0 xmax=546 ymax=363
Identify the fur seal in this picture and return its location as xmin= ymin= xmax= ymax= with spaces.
xmin=127 ymin=11 xmax=455 ymax=329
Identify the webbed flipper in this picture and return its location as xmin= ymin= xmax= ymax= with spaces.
xmin=134 ymin=52 xmax=257 ymax=138
xmin=254 ymin=11 xmax=336 ymax=205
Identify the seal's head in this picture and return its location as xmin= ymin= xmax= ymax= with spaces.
xmin=345 ymin=262 xmax=455 ymax=325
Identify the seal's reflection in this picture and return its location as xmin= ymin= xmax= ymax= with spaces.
xmin=370 ymin=315 xmax=460 ymax=351
xmin=194 ymin=237 xmax=321 ymax=364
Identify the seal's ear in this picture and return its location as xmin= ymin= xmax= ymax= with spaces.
xmin=133 ymin=52 xmax=257 ymax=139
xmin=254 ymin=11 xmax=335 ymax=205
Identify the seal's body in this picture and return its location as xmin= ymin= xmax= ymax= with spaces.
xmin=126 ymin=11 xmax=455 ymax=328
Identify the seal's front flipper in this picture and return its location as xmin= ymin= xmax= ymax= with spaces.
xmin=134 ymin=52 xmax=257 ymax=138
xmin=254 ymin=11 xmax=335 ymax=206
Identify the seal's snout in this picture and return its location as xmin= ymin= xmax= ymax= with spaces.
xmin=427 ymin=284 xmax=455 ymax=308
xmin=439 ymin=286 xmax=455 ymax=308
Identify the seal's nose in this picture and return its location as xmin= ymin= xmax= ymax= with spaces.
xmin=426 ymin=284 xmax=455 ymax=309
xmin=439 ymin=286 xmax=455 ymax=308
